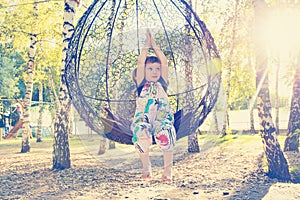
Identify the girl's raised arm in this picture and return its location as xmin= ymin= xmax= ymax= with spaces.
xmin=136 ymin=30 xmax=151 ymax=86
xmin=150 ymin=31 xmax=168 ymax=82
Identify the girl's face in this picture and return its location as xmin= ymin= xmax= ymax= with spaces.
xmin=145 ymin=62 xmax=161 ymax=82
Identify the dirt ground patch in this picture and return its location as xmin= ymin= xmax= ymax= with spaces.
xmin=0 ymin=133 xmax=299 ymax=200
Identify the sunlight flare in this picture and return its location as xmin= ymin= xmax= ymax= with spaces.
xmin=261 ymin=7 xmax=300 ymax=53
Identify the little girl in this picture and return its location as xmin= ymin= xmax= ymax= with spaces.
xmin=131 ymin=29 xmax=176 ymax=182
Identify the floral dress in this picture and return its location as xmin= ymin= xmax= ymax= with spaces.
xmin=131 ymin=80 xmax=176 ymax=153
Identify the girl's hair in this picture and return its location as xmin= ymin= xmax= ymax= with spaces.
xmin=145 ymin=56 xmax=161 ymax=65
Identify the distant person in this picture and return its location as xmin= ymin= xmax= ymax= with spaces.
xmin=4 ymin=117 xmax=10 ymax=137
xmin=12 ymin=100 xmax=24 ymax=120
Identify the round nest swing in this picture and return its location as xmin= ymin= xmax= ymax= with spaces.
xmin=65 ymin=0 xmax=222 ymax=145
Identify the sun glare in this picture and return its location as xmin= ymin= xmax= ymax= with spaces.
xmin=262 ymin=7 xmax=300 ymax=53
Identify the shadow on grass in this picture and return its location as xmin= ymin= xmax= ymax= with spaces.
xmin=285 ymin=151 xmax=300 ymax=183
xmin=228 ymin=154 xmax=276 ymax=200
xmin=228 ymin=150 xmax=300 ymax=199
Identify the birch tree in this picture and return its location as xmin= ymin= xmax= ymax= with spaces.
xmin=253 ymin=0 xmax=290 ymax=181
xmin=36 ymin=82 xmax=43 ymax=142
xmin=221 ymin=0 xmax=239 ymax=136
xmin=21 ymin=0 xmax=38 ymax=153
xmin=53 ymin=0 xmax=81 ymax=170
xmin=284 ymin=52 xmax=300 ymax=152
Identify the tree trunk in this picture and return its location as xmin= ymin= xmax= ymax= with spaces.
xmin=98 ymin=136 xmax=107 ymax=155
xmin=185 ymin=0 xmax=200 ymax=153
xmin=69 ymin=105 xmax=74 ymax=135
xmin=109 ymin=140 xmax=115 ymax=149
xmin=213 ymin=109 xmax=219 ymax=134
xmin=36 ymin=82 xmax=43 ymax=142
xmin=47 ymin=66 xmax=58 ymax=137
xmin=249 ymin=97 xmax=256 ymax=133
xmin=53 ymin=0 xmax=80 ymax=170
xmin=253 ymin=0 xmax=290 ymax=181
xmin=221 ymin=0 xmax=239 ymax=136
xmin=21 ymin=1 xmax=38 ymax=153
xmin=248 ymin=49 xmax=256 ymax=134
xmin=256 ymin=94 xmax=290 ymax=180
xmin=275 ymin=56 xmax=280 ymax=134
xmin=284 ymin=53 xmax=300 ymax=152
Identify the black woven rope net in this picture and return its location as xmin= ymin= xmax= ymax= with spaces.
xmin=65 ymin=0 xmax=222 ymax=144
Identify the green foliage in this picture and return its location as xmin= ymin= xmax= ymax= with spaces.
xmin=261 ymin=156 xmax=268 ymax=173
xmin=0 ymin=0 xmax=65 ymax=101
xmin=291 ymin=129 xmax=300 ymax=138
xmin=0 ymin=47 xmax=25 ymax=98
xmin=0 ymin=0 xmax=97 ymax=103
xmin=195 ymin=0 xmax=256 ymax=111
xmin=289 ymin=166 xmax=300 ymax=183
xmin=0 ymin=0 xmax=297 ymax=116
xmin=216 ymin=134 xmax=260 ymax=145
xmin=0 ymin=0 xmax=255 ymax=111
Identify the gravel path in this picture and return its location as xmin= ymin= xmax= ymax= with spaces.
xmin=0 ymin=133 xmax=299 ymax=200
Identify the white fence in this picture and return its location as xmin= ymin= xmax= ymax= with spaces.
xmin=201 ymin=108 xmax=290 ymax=132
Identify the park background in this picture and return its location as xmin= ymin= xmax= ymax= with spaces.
xmin=0 ymin=0 xmax=300 ymax=199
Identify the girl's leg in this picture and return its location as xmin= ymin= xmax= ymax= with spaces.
xmin=131 ymin=122 xmax=153 ymax=179
xmin=139 ymin=151 xmax=151 ymax=178
xmin=154 ymin=124 xmax=176 ymax=182
xmin=135 ymin=98 xmax=159 ymax=178
xmin=153 ymin=97 xmax=176 ymax=182
xmin=162 ymin=151 xmax=173 ymax=182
